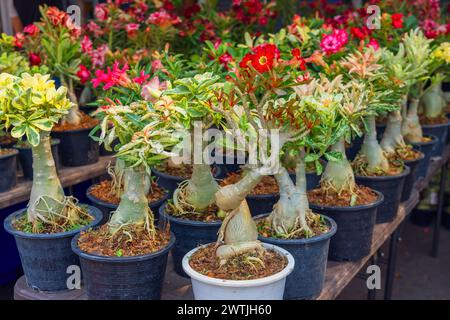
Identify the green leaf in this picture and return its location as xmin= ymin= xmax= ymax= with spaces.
xmin=325 ymin=151 xmax=343 ymax=162
xmin=31 ymin=119 xmax=53 ymax=131
xmin=25 ymin=125 xmax=40 ymax=147
xmin=10 ymin=124 xmax=26 ymax=139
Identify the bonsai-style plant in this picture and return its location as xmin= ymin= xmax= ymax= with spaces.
xmin=0 ymin=73 xmax=91 ymax=232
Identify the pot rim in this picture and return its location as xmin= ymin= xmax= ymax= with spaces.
xmin=309 ymin=189 xmax=384 ymax=211
xmin=420 ymin=119 xmax=450 ymax=129
xmin=13 ymin=138 xmax=61 ymax=150
xmin=71 ymin=230 xmax=175 ymax=262
xmin=3 ymin=205 xmax=102 ymax=240
xmin=409 ymin=135 xmax=438 ymax=147
xmin=403 ymin=150 xmax=425 ymax=164
xmin=182 ymin=242 xmax=294 ymax=287
xmin=86 ymin=183 xmax=169 ymax=210
xmin=159 ymin=203 xmax=222 ymax=227
xmin=355 ymin=164 xmax=411 ymax=181
xmin=52 ymin=124 xmax=98 ymax=134
xmin=0 ymin=148 xmax=19 ymax=159
xmin=152 ymin=164 xmax=222 ymax=182
xmin=254 ymin=214 xmax=337 ymax=244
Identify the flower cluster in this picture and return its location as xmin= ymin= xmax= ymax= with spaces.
xmin=239 ymin=43 xmax=280 ymax=73
xmin=320 ymin=29 xmax=349 ymax=55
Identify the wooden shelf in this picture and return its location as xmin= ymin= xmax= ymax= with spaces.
xmin=317 ymin=145 xmax=450 ymax=300
xmin=0 ymin=156 xmax=113 ymax=210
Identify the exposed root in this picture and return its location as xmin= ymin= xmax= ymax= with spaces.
xmin=169 ymin=180 xmax=206 ymax=217
xmin=30 ymin=195 xmax=92 ymax=233
xmin=319 ymin=179 xmax=358 ymax=206
xmin=216 ymin=241 xmax=265 ymax=266
xmin=108 ymin=207 xmax=157 ymax=244
xmin=107 ymin=161 xmax=124 ymax=199
xmin=352 ymin=153 xmax=400 ymax=176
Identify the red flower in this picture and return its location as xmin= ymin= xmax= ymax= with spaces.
xmin=46 ymin=6 xmax=68 ymax=26
xmin=184 ymin=4 xmax=201 ymax=18
xmin=391 ymin=13 xmax=403 ymax=29
xmin=133 ymin=71 xmax=150 ymax=85
xmin=28 ymin=53 xmax=41 ymax=66
xmin=13 ymin=33 xmax=24 ymax=48
xmin=291 ymin=48 xmax=306 ymax=70
xmin=239 ymin=43 xmax=280 ymax=73
xmin=291 ymin=48 xmax=301 ymax=60
xmin=23 ymin=24 xmax=39 ymax=36
xmin=351 ymin=27 xmax=366 ymax=40
xmin=125 ymin=23 xmax=140 ymax=38
xmin=77 ymin=65 xmax=91 ymax=84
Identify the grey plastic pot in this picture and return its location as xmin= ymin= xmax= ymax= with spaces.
xmin=309 ymin=190 xmax=384 ymax=261
xmin=421 ymin=121 xmax=450 ymax=157
xmin=71 ymin=231 xmax=175 ymax=300
xmin=86 ymin=184 xmax=169 ymax=225
xmin=159 ymin=203 xmax=222 ymax=278
xmin=3 ymin=205 xmax=102 ymax=292
xmin=401 ymin=151 xmax=425 ymax=202
xmin=255 ymin=214 xmax=337 ymax=300
xmin=410 ymin=135 xmax=438 ymax=179
xmin=355 ymin=166 xmax=410 ymax=224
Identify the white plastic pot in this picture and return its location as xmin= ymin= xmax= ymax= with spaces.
xmin=182 ymin=242 xmax=295 ymax=300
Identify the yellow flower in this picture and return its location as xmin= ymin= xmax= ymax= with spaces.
xmin=432 ymin=42 xmax=450 ymax=64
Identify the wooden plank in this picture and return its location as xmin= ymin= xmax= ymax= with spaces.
xmin=316 ymin=145 xmax=450 ymax=300
xmin=0 ymin=156 xmax=113 ymax=210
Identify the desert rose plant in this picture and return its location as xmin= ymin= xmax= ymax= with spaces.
xmin=0 ymin=73 xmax=91 ymax=232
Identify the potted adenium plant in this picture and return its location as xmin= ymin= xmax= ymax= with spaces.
xmin=401 ymin=29 xmax=441 ymax=176
xmin=22 ymin=6 xmax=99 ymax=166
xmin=72 ymin=98 xmax=181 ymax=300
xmin=1 ymin=73 xmax=102 ymax=292
xmin=86 ymin=64 xmax=170 ymax=223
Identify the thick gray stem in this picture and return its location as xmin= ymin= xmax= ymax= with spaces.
xmin=422 ymin=82 xmax=445 ymax=118
xmin=322 ymin=137 xmax=356 ymax=193
xmin=109 ymin=166 xmax=149 ymax=230
xmin=402 ymin=98 xmax=423 ymax=143
xmin=28 ymin=133 xmax=65 ymax=222
xmin=360 ymin=116 xmax=389 ymax=172
xmin=381 ymin=109 xmax=407 ymax=155
xmin=184 ymin=163 xmax=219 ymax=210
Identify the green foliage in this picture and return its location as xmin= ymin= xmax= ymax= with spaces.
xmin=0 ymin=73 xmax=72 ymax=146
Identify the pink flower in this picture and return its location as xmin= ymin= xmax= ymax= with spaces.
xmin=125 ymin=23 xmax=140 ymax=38
xmin=367 ymin=38 xmax=380 ymax=50
xmin=77 ymin=65 xmax=91 ymax=84
xmin=141 ymin=77 xmax=168 ymax=102
xmin=94 ymin=4 xmax=109 ymax=21
xmin=133 ymin=71 xmax=150 ymax=85
xmin=90 ymin=44 xmax=109 ymax=68
xmin=85 ymin=21 xmax=103 ymax=37
xmin=218 ymin=53 xmax=233 ymax=69
xmin=23 ymin=24 xmax=39 ymax=36
xmin=320 ymin=34 xmax=342 ymax=55
xmin=332 ymin=29 xmax=348 ymax=46
xmin=81 ymin=36 xmax=93 ymax=54
xmin=13 ymin=33 xmax=24 ymax=48
xmin=151 ymin=59 xmax=163 ymax=72
xmin=92 ymin=62 xmax=131 ymax=90
xmin=147 ymin=9 xmax=181 ymax=28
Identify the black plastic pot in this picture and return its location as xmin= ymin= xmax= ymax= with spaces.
xmin=410 ymin=207 xmax=434 ymax=227
xmin=309 ymin=190 xmax=383 ymax=261
xmin=355 ymin=166 xmax=410 ymax=224
xmin=421 ymin=121 xmax=449 ymax=157
xmin=289 ymin=171 xmax=323 ymax=191
xmin=86 ymin=184 xmax=169 ymax=225
xmin=346 ymin=135 xmax=363 ymax=161
xmin=376 ymin=123 xmax=386 ymax=141
xmin=0 ymin=149 xmax=18 ymax=192
xmin=159 ymin=204 xmax=221 ymax=278
xmin=246 ymin=193 xmax=279 ymax=217
xmin=3 ymin=206 xmax=102 ymax=292
xmin=255 ymin=214 xmax=336 ymax=300
xmin=71 ymin=231 xmax=174 ymax=300
xmin=14 ymin=139 xmax=61 ymax=180
xmin=52 ymin=127 xmax=99 ymax=167
xmin=401 ymin=151 xmax=425 ymax=202
xmin=441 ymin=207 xmax=450 ymax=230
xmin=152 ymin=165 xmax=221 ymax=198
xmin=410 ymin=135 xmax=438 ymax=179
